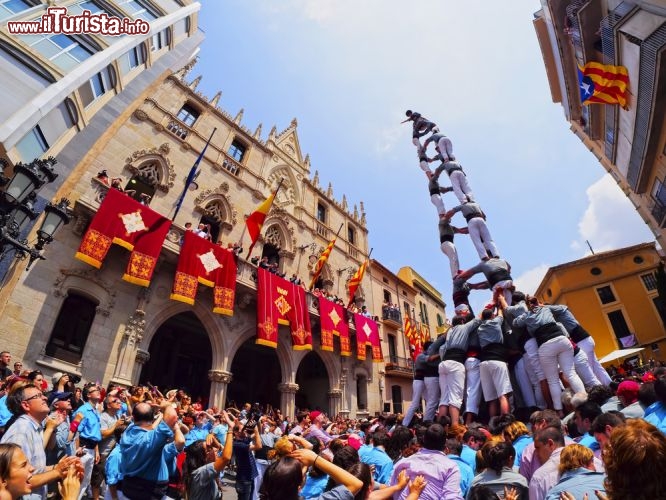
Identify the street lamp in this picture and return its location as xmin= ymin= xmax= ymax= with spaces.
xmin=0 ymin=157 xmax=71 ymax=269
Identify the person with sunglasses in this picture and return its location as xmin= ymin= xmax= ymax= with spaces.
xmin=0 ymin=383 xmax=79 ymax=499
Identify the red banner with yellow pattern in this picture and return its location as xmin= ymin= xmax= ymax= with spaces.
xmin=256 ymin=268 xmax=312 ymax=350
xmin=318 ymin=295 xmax=351 ymax=356
xmin=353 ymin=313 xmax=383 ymax=362
xmin=74 ymin=188 xmax=171 ymax=286
xmin=170 ymin=231 xmax=237 ymax=315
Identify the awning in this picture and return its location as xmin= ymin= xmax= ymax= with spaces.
xmin=598 ymin=348 xmax=645 ymax=364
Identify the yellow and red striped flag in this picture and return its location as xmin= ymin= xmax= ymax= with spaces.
xmin=309 ymin=237 xmax=336 ymax=289
xmin=245 ymin=182 xmax=281 ymax=258
xmin=578 ymin=62 xmax=629 ymax=108
xmin=347 ymin=260 xmax=368 ymax=307
xmin=421 ymin=323 xmax=430 ymax=343
xmin=404 ymin=314 xmax=415 ymax=341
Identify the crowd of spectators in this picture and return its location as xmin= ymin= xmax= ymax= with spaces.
xmin=1 ymin=341 xmax=666 ymax=499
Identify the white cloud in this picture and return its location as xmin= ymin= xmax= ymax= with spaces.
xmin=573 ymin=175 xmax=655 ymax=254
xmin=514 ymin=264 xmax=550 ymax=296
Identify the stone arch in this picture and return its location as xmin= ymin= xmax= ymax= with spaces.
xmin=139 ymin=300 xmax=224 ymax=369
xmin=353 ymin=365 xmax=371 ymax=412
xmin=267 ymin=165 xmax=299 ymax=207
xmin=226 ymin=325 xmax=294 ymax=384
xmin=193 ymin=182 xmax=238 ymax=231
xmin=124 ymin=143 xmax=176 ymax=192
xmin=261 ymin=218 xmax=295 ymax=256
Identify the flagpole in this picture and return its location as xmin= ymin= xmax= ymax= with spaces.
xmin=246 ymin=178 xmax=284 ymax=259
xmin=172 ymin=127 xmax=217 ymax=222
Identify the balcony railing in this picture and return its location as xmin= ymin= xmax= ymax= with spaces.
xmin=315 ymin=221 xmax=329 ymax=239
xmin=650 ymin=199 xmax=666 ymax=228
xmin=385 ymin=355 xmax=413 ymax=379
xmin=382 ymin=307 xmax=402 ymax=326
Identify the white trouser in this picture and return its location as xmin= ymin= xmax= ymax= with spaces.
xmin=479 ymin=360 xmax=513 ymax=400
xmin=439 ymin=360 xmax=466 ymax=408
xmin=538 ymin=336 xmax=585 ymax=410
xmin=423 ymin=376 xmax=440 ymax=421
xmin=574 ymin=349 xmax=601 ymax=389
xmin=467 ymin=217 xmax=499 ymax=261
xmin=577 ymin=337 xmax=612 ymax=386
xmin=431 ymin=194 xmax=446 ymax=215
xmin=437 ymin=136 xmax=454 ymax=162
xmin=464 ymin=357 xmax=482 ymax=415
xmin=514 ymin=357 xmax=536 ymax=408
xmin=440 ymin=241 xmax=460 ymax=279
xmin=254 ymin=459 xmax=270 ymax=500
xmin=449 ymin=170 xmax=474 ymax=204
xmin=521 ymin=349 xmax=547 ymax=408
xmin=402 ymin=379 xmax=425 ymax=427
xmin=79 ymin=448 xmax=96 ymax=500
xmin=492 ymin=279 xmax=513 ymax=305
xmin=420 ymin=159 xmax=432 ymax=174
xmin=524 ymin=339 xmax=545 ymax=381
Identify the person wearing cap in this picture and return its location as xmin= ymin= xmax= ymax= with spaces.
xmin=617 ymin=380 xmax=644 ymax=418
xmin=70 ymin=383 xmax=103 ymax=499
xmin=304 ymin=411 xmax=335 ymax=445
xmin=52 ymin=372 xmax=70 ymax=393
xmin=46 ymin=392 xmax=74 ymax=465
xmin=438 ymin=315 xmax=481 ymax=424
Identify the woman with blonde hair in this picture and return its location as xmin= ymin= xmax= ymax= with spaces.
xmin=502 ymin=421 xmax=532 ymax=469
xmin=544 ymin=444 xmax=605 ymax=500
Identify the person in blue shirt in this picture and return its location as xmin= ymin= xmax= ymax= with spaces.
xmin=444 ymin=438 xmax=473 ymax=496
xmin=644 ymin=374 xmax=666 ymax=433
xmin=359 ymin=429 xmax=393 ymax=486
xmin=69 ymin=383 xmax=103 ymax=498
xmin=461 ymin=428 xmax=486 ymax=474
xmin=502 ymin=421 xmax=532 ymax=469
xmin=104 ymin=422 xmax=128 ymax=500
xmin=573 ymin=401 xmax=602 ymax=451
xmin=119 ymin=401 xmax=179 ymax=499
xmin=184 ymin=411 xmax=213 ymax=446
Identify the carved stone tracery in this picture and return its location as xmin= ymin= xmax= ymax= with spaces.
xmin=208 ymin=370 xmax=233 ymax=384
xmin=53 ymin=268 xmax=116 ymax=316
xmin=124 ymin=143 xmax=176 ymax=192
xmin=193 ymin=183 xmax=237 ymax=228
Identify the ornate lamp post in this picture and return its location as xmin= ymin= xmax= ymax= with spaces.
xmin=0 ymin=157 xmax=71 ymax=269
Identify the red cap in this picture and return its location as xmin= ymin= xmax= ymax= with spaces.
xmin=643 ymin=372 xmax=657 ymax=383
xmin=347 ymin=434 xmax=363 ymax=451
xmin=617 ymin=380 xmax=640 ymax=402
xmin=309 ymin=411 xmax=322 ymax=421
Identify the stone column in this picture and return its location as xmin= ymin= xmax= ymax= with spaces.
xmin=110 ymin=309 xmax=146 ymax=386
xmin=328 ymin=389 xmax=343 ymax=417
xmin=339 ymin=367 xmax=350 ymax=418
xmin=208 ymin=370 xmax=233 ymax=409
xmin=278 ymin=382 xmax=299 ymax=417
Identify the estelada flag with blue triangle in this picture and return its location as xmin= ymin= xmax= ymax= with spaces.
xmin=577 ymin=62 xmax=629 ymax=109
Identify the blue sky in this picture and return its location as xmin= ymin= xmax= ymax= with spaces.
xmin=196 ymin=0 xmax=655 ymax=315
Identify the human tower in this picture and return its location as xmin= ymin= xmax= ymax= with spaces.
xmin=402 ymin=110 xmax=514 ymax=314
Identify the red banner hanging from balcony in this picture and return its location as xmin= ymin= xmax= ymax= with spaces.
xmin=170 ymin=231 xmax=237 ymax=315
xmin=318 ymin=295 xmax=351 ymax=355
xmin=74 ymin=188 xmax=171 ymax=286
xmin=256 ymin=267 xmax=312 ymax=350
xmin=353 ymin=313 xmax=383 ymax=362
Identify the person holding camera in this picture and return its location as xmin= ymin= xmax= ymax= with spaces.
xmin=232 ymin=415 xmax=262 ymax=500
xmin=90 ymin=394 xmax=127 ymax=499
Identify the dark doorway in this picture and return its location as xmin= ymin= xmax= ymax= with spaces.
xmin=227 ymin=338 xmax=281 ymax=409
xmin=140 ymin=312 xmax=211 ymax=403
xmin=261 ymin=242 xmax=280 ymax=266
xmin=295 ymin=352 xmax=329 ymax=413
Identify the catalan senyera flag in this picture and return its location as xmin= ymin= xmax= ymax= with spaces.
xmin=170 ymin=231 xmax=237 ymax=315
xmin=256 ymin=268 xmax=312 ymax=350
xmin=421 ymin=323 xmax=430 ymax=344
xmin=75 ymin=188 xmax=171 ymax=286
xmin=404 ymin=315 xmax=416 ymax=341
xmin=347 ymin=260 xmax=368 ymax=307
xmin=578 ymin=62 xmax=629 ymax=108
xmin=245 ymin=188 xmax=278 ymax=257
xmin=309 ymin=237 xmax=336 ymax=289
xmin=318 ymin=295 xmax=351 ymax=355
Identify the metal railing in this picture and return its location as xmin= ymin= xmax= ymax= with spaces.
xmin=382 ymin=307 xmax=402 ymax=324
